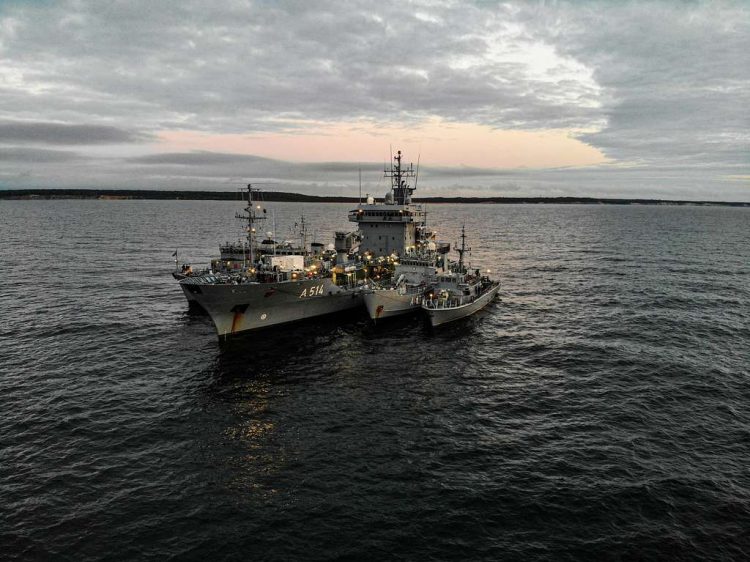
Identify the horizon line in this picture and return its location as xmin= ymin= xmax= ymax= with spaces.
xmin=1 ymin=188 xmax=748 ymax=207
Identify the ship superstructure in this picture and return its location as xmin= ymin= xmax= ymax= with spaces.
xmin=173 ymin=186 xmax=332 ymax=309
xmin=352 ymin=150 xmax=453 ymax=321
xmin=346 ymin=150 xmax=446 ymax=258
xmin=174 ymin=186 xmax=315 ymax=279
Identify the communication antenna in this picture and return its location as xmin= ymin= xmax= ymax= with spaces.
xmin=359 ymin=167 xmax=362 ymax=205
xmin=456 ymin=223 xmax=471 ymax=272
xmin=414 ymin=153 xmax=421 ymax=191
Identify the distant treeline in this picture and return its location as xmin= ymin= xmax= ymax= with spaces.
xmin=1 ymin=188 xmax=748 ymax=207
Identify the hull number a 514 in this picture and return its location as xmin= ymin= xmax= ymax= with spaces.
xmin=300 ymin=284 xmax=325 ymax=298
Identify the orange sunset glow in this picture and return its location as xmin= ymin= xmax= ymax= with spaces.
xmin=157 ymin=118 xmax=607 ymax=169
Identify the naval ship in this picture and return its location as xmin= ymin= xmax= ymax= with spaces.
xmin=180 ymin=150 xmax=436 ymax=338
xmin=422 ymin=226 xmax=500 ymax=326
xmin=172 ymin=187 xmax=316 ymax=309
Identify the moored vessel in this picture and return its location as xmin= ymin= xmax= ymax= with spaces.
xmin=176 ymin=150 xmax=457 ymax=338
xmin=421 ymin=226 xmax=500 ymax=327
xmin=179 ymin=184 xmax=367 ymax=338
xmin=172 ymin=187 xmax=330 ymax=312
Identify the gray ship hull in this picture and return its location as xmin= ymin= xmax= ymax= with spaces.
xmin=423 ymin=282 xmax=500 ymax=327
xmin=179 ymin=282 xmax=198 ymax=304
xmin=182 ymin=277 xmax=365 ymax=337
xmin=173 ymin=270 xmax=207 ymax=310
xmin=363 ymin=289 xmax=425 ymax=320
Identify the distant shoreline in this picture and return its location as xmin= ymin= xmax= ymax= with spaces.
xmin=1 ymin=189 xmax=748 ymax=207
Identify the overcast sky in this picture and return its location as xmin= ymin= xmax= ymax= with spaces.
xmin=0 ymin=0 xmax=748 ymax=200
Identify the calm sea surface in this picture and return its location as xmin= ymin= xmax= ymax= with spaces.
xmin=1 ymin=200 xmax=749 ymax=560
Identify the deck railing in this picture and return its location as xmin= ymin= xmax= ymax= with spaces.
xmin=423 ymin=297 xmax=466 ymax=309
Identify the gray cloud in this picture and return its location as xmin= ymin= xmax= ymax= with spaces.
xmin=0 ymin=147 xmax=82 ymax=163
xmin=0 ymin=1 xmax=747 ymax=199
xmin=124 ymin=150 xmax=515 ymax=182
xmin=0 ymin=120 xmax=149 ymax=144
xmin=526 ymin=2 xmax=750 ymax=168
xmin=0 ymin=1 xmax=610 ymax=132
xmin=128 ymin=152 xmax=275 ymax=166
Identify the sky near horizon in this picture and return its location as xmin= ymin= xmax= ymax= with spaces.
xmin=0 ymin=1 xmax=748 ymax=200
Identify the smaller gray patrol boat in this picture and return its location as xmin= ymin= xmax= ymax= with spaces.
xmin=422 ymin=226 xmax=500 ymax=327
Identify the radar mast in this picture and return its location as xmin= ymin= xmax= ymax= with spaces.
xmin=236 ymin=184 xmax=267 ymax=268
xmin=384 ymin=150 xmax=416 ymax=205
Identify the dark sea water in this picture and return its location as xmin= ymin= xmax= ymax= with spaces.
xmin=1 ymin=200 xmax=749 ymax=561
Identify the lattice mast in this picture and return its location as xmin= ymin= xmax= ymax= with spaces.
xmin=384 ymin=150 xmax=416 ymax=205
xmin=236 ymin=184 xmax=267 ymax=267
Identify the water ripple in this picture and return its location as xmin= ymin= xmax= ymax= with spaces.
xmin=1 ymin=201 xmax=749 ymax=560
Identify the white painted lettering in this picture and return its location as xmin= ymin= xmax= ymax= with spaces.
xmin=300 ymin=284 xmax=324 ymax=298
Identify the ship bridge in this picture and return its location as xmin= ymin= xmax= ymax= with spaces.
xmin=347 ymin=150 xmax=433 ymax=257
xmin=348 ymin=206 xmax=425 ymax=223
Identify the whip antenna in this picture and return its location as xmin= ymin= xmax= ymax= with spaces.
xmin=414 ymin=153 xmax=421 ymax=191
